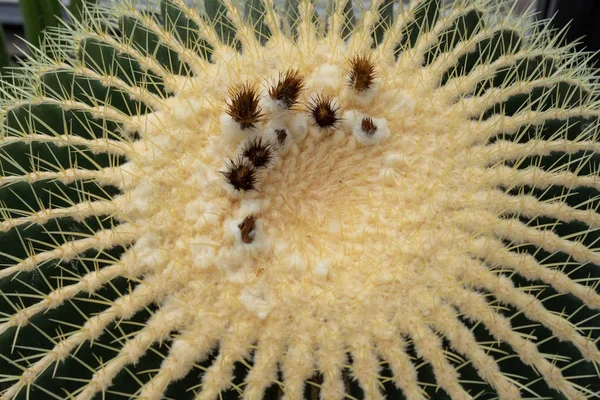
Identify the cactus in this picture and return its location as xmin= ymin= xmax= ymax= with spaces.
xmin=1 ymin=0 xmax=599 ymax=399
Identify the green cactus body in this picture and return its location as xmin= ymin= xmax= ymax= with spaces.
xmin=0 ymin=0 xmax=599 ymax=399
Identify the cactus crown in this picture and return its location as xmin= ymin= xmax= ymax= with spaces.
xmin=1 ymin=0 xmax=599 ymax=399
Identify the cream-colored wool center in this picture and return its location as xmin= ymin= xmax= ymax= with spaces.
xmin=115 ymin=39 xmax=477 ymax=329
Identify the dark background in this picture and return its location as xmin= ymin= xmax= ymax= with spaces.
xmin=538 ymin=0 xmax=600 ymax=66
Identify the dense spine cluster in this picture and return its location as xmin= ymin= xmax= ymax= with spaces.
xmin=347 ymin=54 xmax=377 ymax=92
xmin=268 ymin=69 xmax=306 ymax=109
xmin=226 ymin=83 xmax=263 ymax=130
xmin=308 ymin=94 xmax=341 ymax=129
xmin=0 ymin=0 xmax=599 ymax=399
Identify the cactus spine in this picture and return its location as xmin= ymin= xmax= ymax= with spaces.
xmin=1 ymin=0 xmax=599 ymax=399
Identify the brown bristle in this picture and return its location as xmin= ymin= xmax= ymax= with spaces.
xmin=221 ymin=156 xmax=259 ymax=191
xmin=275 ymin=129 xmax=288 ymax=146
xmin=226 ymin=83 xmax=263 ymax=130
xmin=361 ymin=117 xmax=377 ymax=136
xmin=308 ymin=94 xmax=341 ymax=129
xmin=347 ymin=55 xmax=376 ymax=92
xmin=242 ymin=137 xmax=274 ymax=168
xmin=238 ymin=215 xmax=256 ymax=244
xmin=269 ymin=69 xmax=305 ymax=109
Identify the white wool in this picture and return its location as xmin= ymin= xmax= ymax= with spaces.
xmin=352 ymin=117 xmax=390 ymax=145
xmin=272 ymin=240 xmax=290 ymax=258
xmin=378 ymin=269 xmax=394 ymax=283
xmin=205 ymin=134 xmax=229 ymax=162
xmin=203 ymin=167 xmax=227 ymax=191
xmin=328 ymin=219 xmax=341 ymax=234
xmin=250 ymin=226 xmax=270 ymax=254
xmin=285 ymin=113 xmax=308 ymax=142
xmin=341 ymin=109 xmax=364 ymax=132
xmin=80 ymin=272 xmax=105 ymax=293
xmin=259 ymin=197 xmax=271 ymax=209
xmin=198 ymin=207 xmax=221 ymax=227
xmin=121 ymin=340 xmax=146 ymax=364
xmin=168 ymin=340 xmax=196 ymax=374
xmin=152 ymin=132 xmax=179 ymax=153
xmin=83 ymin=316 xmax=105 ymax=340
xmin=238 ymin=198 xmax=264 ymax=216
xmin=131 ymin=140 xmax=150 ymax=158
xmin=154 ymin=210 xmax=175 ymax=231
xmin=384 ymin=153 xmax=407 ymax=168
xmin=260 ymin=96 xmax=288 ymax=120
xmin=190 ymin=160 xmax=209 ymax=186
xmin=51 ymin=341 xmax=72 ymax=362
xmin=44 ymin=290 xmax=64 ymax=309
xmin=224 ymin=218 xmax=242 ymax=245
xmin=212 ymin=45 xmax=239 ymax=65
xmin=331 ymin=130 xmax=346 ymax=144
xmin=223 ymin=216 xmax=269 ymax=253
xmin=116 ymin=162 xmax=138 ymax=190
xmin=313 ymin=259 xmax=331 ymax=279
xmin=380 ymin=168 xmax=401 ymax=187
xmin=137 ymin=247 xmax=168 ymax=271
xmin=187 ymin=200 xmax=223 ymax=229
xmin=264 ymin=125 xmax=292 ymax=155
xmin=132 ymin=180 xmax=154 ymax=198
xmin=214 ymin=248 xmax=256 ymax=283
xmin=184 ymin=199 xmax=206 ymax=222
xmin=220 ymin=113 xmax=258 ymax=142
xmin=356 ymin=80 xmax=381 ymax=105
xmin=308 ymin=64 xmax=342 ymax=94
xmin=159 ymin=297 xmax=189 ymax=326
xmin=308 ymin=125 xmax=325 ymax=139
xmin=313 ymin=42 xmax=341 ymax=64
xmin=398 ymin=135 xmax=417 ymax=154
xmin=239 ymin=287 xmax=272 ymax=319
xmin=287 ymin=251 xmax=307 ymax=271
xmin=216 ymin=247 xmax=240 ymax=269
xmin=131 ymin=112 xmax=162 ymax=138
xmin=382 ymin=89 xmax=416 ymax=114
xmin=189 ymin=241 xmax=216 ymax=269
xmin=90 ymin=369 xmax=112 ymax=390
xmin=172 ymin=97 xmax=203 ymax=121
xmin=134 ymin=232 xmax=160 ymax=249
xmin=122 ymin=180 xmax=154 ymax=216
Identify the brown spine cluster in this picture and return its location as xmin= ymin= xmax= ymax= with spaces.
xmin=242 ymin=137 xmax=274 ymax=168
xmin=269 ymin=69 xmax=306 ymax=109
xmin=238 ymin=215 xmax=257 ymax=243
xmin=308 ymin=94 xmax=341 ymax=129
xmin=361 ymin=117 xmax=377 ymax=136
xmin=221 ymin=156 xmax=260 ymax=191
xmin=275 ymin=129 xmax=288 ymax=146
xmin=226 ymin=83 xmax=263 ymax=130
xmin=347 ymin=55 xmax=376 ymax=92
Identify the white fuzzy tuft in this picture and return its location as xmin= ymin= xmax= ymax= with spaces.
xmin=239 ymin=286 xmax=273 ymax=319
xmin=352 ymin=117 xmax=390 ymax=145
xmin=285 ymin=112 xmax=309 ymax=143
xmin=308 ymin=64 xmax=343 ymax=95
xmin=220 ymin=113 xmax=259 ymax=142
xmin=313 ymin=259 xmax=331 ymax=279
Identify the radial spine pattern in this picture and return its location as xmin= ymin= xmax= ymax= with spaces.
xmin=0 ymin=0 xmax=599 ymax=399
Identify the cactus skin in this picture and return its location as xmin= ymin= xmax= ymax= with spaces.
xmin=0 ymin=0 xmax=599 ymax=399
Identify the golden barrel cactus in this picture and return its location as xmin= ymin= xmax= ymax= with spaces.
xmin=0 ymin=0 xmax=599 ymax=399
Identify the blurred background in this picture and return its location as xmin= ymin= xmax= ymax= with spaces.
xmin=0 ymin=0 xmax=598 ymax=71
